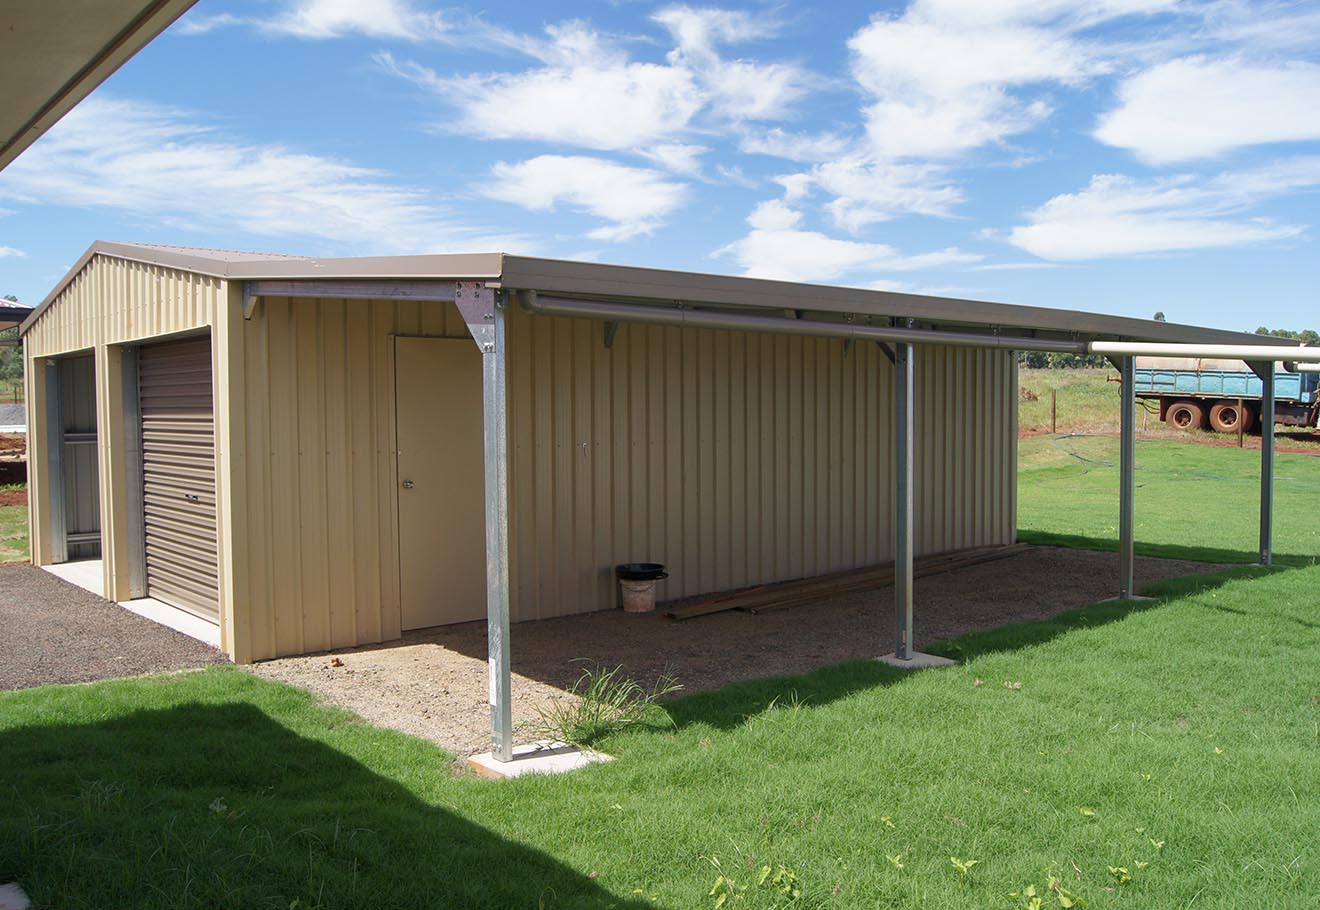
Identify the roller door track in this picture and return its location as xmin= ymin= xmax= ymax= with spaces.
xmin=139 ymin=337 xmax=219 ymax=620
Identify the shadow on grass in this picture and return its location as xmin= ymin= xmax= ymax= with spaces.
xmin=0 ymin=702 xmax=646 ymax=910
xmin=664 ymin=565 xmax=1277 ymax=733
xmin=1018 ymin=529 xmax=1317 ymax=568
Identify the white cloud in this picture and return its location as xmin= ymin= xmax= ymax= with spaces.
xmin=1006 ymin=161 xmax=1320 ymax=259
xmin=180 ymin=0 xmax=451 ymax=40
xmin=717 ymin=200 xmax=980 ymax=282
xmin=381 ymin=49 xmax=703 ymax=152
xmin=1095 ymin=57 xmax=1320 ymax=164
xmin=483 ymin=156 xmax=688 ymax=241
xmin=739 ymin=128 xmax=851 ymax=163
xmin=636 ymin=143 xmax=707 ymax=176
xmin=846 ymin=5 xmax=1115 ymax=161
xmin=0 ymin=97 xmax=521 ymax=254
xmin=652 ymin=5 xmax=809 ymax=121
xmin=0 ymin=246 xmax=25 ymax=258
xmin=810 ymin=158 xmax=964 ymax=230
xmin=382 ymin=9 xmax=809 ymax=154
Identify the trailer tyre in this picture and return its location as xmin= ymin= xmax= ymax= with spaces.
xmin=1166 ymin=400 xmax=1205 ymax=431
xmin=1209 ymin=401 xmax=1248 ymax=434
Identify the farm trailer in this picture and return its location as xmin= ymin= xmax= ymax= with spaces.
xmin=1133 ymin=357 xmax=1320 ymax=433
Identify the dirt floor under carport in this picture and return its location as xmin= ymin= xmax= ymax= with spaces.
xmin=251 ymin=546 xmax=1225 ymax=756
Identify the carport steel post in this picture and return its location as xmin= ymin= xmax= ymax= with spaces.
xmin=455 ymin=282 xmax=514 ymax=762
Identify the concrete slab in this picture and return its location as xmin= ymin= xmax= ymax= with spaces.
xmin=876 ymin=651 xmax=957 ymax=669
xmin=120 ymin=596 xmax=220 ymax=648
xmin=467 ymin=741 xmax=613 ymax=779
xmin=41 ymin=560 xmax=221 ymax=648
xmin=0 ymin=882 xmax=31 ymax=910
xmin=43 ymin=559 xmax=104 ymax=597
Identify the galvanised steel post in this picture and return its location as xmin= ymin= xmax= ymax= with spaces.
xmin=1118 ymin=355 xmax=1135 ymax=599
xmin=457 ymin=287 xmax=514 ymax=762
xmin=894 ymin=343 xmax=914 ymax=659
xmin=1259 ymin=366 xmax=1275 ymax=566
xmin=485 ymin=295 xmax=513 ymax=761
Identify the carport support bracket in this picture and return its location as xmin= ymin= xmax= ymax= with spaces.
xmin=456 ymin=282 xmax=514 ymax=763
xmin=1250 ymin=362 xmax=1275 ymax=565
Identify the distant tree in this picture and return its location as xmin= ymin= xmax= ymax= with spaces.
xmin=1255 ymin=326 xmax=1320 ymax=345
xmin=1153 ymin=311 xmax=1166 ymax=321
xmin=2 ymin=294 xmax=15 ymax=302
xmin=1017 ymin=351 xmax=1109 ymax=369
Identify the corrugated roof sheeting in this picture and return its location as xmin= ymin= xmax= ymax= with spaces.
xmin=25 ymin=241 xmax=1293 ymax=349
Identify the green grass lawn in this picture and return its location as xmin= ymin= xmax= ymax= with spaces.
xmin=0 ymin=488 xmax=27 ymax=562
xmin=3 ymin=564 xmax=1320 ymax=908
xmin=1018 ymin=435 xmax=1320 ymax=565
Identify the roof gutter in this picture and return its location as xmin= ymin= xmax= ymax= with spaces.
xmin=520 ymin=292 xmax=1090 ymax=354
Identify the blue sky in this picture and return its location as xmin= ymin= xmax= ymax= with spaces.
xmin=2 ymin=0 xmax=1319 ymax=331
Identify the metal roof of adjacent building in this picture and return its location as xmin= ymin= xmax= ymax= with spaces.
xmin=1 ymin=302 xmax=32 ymax=334
xmin=22 ymin=239 xmax=1290 ymax=349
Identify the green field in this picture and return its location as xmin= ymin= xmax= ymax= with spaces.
xmin=3 ymin=369 xmax=1320 ymax=907
xmin=3 ymin=564 xmax=1319 ymax=908
xmin=0 ymin=492 xmax=26 ymax=563
xmin=1018 ymin=435 xmax=1320 ymax=565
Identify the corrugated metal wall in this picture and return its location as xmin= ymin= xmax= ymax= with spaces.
xmin=28 ymin=262 xmax=1017 ymax=663
xmin=24 ymin=255 xmax=223 ymax=357
xmin=227 ymin=296 xmax=470 ymax=660
xmin=24 ymin=255 xmax=227 ymax=646
xmin=504 ymin=307 xmax=1018 ymax=619
xmin=228 ymin=295 xmax=1016 ymax=660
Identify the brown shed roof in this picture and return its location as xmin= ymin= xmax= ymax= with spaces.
xmin=22 ymin=240 xmax=1290 ymax=349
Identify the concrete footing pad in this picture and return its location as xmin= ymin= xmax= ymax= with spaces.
xmin=876 ymin=651 xmax=957 ymax=669
xmin=0 ymin=882 xmax=31 ymax=910
xmin=467 ymin=741 xmax=613 ymax=779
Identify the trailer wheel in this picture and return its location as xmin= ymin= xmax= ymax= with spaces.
xmin=1209 ymin=401 xmax=1247 ymax=433
xmin=1166 ymin=400 xmax=1205 ymax=431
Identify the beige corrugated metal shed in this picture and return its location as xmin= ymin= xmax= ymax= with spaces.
xmin=22 ymin=240 xmax=1291 ymax=761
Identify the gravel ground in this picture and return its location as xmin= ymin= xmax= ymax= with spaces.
xmin=0 ymin=565 xmax=226 ymax=690
xmin=251 ymin=546 xmax=1224 ymax=756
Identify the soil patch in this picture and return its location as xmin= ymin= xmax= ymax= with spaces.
xmin=0 ymin=488 xmax=26 ymax=506
xmin=0 ymin=565 xmax=227 ymax=690
xmin=252 ymin=546 xmax=1225 ymax=756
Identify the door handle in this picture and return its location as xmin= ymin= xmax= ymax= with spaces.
xmin=401 ymin=479 xmax=415 ymax=489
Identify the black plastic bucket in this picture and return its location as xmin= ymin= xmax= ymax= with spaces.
xmin=615 ymin=562 xmax=668 ymax=581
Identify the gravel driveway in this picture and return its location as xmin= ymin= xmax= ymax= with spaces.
xmin=252 ymin=546 xmax=1224 ymax=756
xmin=0 ymin=565 xmax=226 ymax=690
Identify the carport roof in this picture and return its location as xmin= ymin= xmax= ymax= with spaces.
xmin=23 ymin=239 xmax=1292 ymax=349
